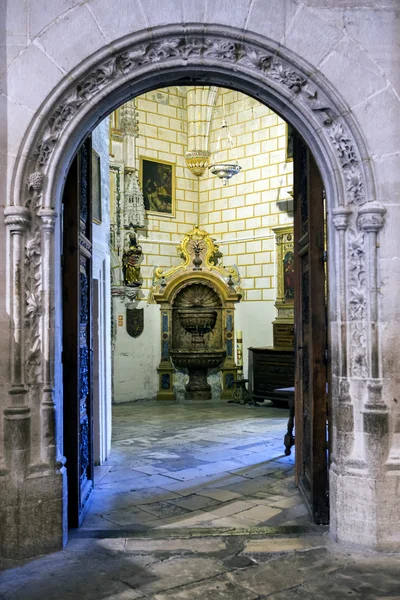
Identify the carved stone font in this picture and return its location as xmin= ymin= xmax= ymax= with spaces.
xmin=152 ymin=228 xmax=242 ymax=402
xmin=170 ymin=284 xmax=225 ymax=400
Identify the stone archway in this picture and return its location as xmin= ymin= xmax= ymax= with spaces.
xmin=2 ymin=25 xmax=390 ymax=557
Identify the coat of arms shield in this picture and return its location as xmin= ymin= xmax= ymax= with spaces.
xmin=126 ymin=307 xmax=144 ymax=338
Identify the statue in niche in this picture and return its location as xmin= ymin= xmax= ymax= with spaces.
xmin=122 ymin=232 xmax=143 ymax=287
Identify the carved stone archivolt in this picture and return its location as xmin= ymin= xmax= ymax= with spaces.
xmin=4 ymin=27 xmax=385 ymax=477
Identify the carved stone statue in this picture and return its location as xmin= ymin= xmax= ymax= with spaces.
xmin=122 ymin=232 xmax=143 ymax=287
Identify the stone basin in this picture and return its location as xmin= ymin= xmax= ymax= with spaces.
xmin=170 ymin=349 xmax=226 ymax=400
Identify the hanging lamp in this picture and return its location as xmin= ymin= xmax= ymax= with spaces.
xmin=209 ymin=100 xmax=241 ymax=186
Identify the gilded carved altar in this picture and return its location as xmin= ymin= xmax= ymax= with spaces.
xmin=151 ymin=227 xmax=242 ymax=401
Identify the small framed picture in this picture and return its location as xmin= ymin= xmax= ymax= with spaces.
xmin=140 ymin=156 xmax=175 ymax=218
xmin=92 ymin=149 xmax=102 ymax=224
xmin=286 ymin=123 xmax=294 ymax=162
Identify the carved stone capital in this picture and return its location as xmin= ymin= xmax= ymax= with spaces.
xmin=332 ymin=206 xmax=352 ymax=231
xmin=4 ymin=206 xmax=31 ymax=232
xmin=358 ymin=202 xmax=386 ymax=233
xmin=38 ymin=208 xmax=58 ymax=232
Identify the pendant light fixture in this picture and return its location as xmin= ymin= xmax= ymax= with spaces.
xmin=209 ymin=98 xmax=241 ymax=186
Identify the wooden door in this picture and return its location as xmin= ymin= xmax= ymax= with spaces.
xmin=294 ymin=134 xmax=329 ymax=524
xmin=62 ymin=137 xmax=94 ymax=527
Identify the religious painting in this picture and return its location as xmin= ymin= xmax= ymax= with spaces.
xmin=272 ymin=226 xmax=295 ymax=306
xmin=286 ymin=123 xmax=294 ymax=162
xmin=91 ymin=149 xmax=102 ymax=224
xmin=283 ymin=250 xmax=295 ymax=300
xmin=140 ymin=157 xmax=175 ymax=217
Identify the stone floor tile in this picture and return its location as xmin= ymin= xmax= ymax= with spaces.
xmin=101 ymin=506 xmax=157 ymax=526
xmin=136 ymin=501 xmax=191 ymax=519
xmin=234 ymin=504 xmax=281 ymax=524
xmin=122 ymin=557 xmax=228 ymax=595
xmin=202 ymin=500 xmax=257 ymax=519
xmin=125 ymin=538 xmax=226 ymax=552
xmin=209 ymin=515 xmax=264 ymax=528
xmin=167 ymin=493 xmax=220 ymax=512
xmin=151 ymin=576 xmax=260 ymax=599
xmin=243 ymin=536 xmax=327 ymax=553
xmin=196 ymin=489 xmax=243 ymax=502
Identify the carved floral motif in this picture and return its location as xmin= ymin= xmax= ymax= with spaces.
xmin=348 ymin=228 xmax=368 ymax=377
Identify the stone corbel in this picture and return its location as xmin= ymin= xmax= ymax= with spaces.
xmin=3 ymin=204 xmax=31 ymax=477
xmin=111 ymin=285 xmax=140 ymax=307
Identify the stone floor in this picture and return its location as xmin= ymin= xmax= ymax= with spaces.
xmin=84 ymin=400 xmax=307 ymax=532
xmin=1 ymin=400 xmax=400 ymax=599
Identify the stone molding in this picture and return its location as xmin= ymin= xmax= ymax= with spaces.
xmin=3 ymin=26 xmax=386 ymax=507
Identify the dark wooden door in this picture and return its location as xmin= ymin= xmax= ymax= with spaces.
xmin=62 ymin=137 xmax=94 ymax=527
xmin=294 ymin=134 xmax=329 ymax=524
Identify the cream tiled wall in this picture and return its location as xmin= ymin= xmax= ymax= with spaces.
xmin=134 ymin=87 xmax=199 ymax=292
xmin=112 ymin=87 xmax=294 ymax=401
xmin=200 ymin=89 xmax=293 ymax=301
xmin=114 ymin=87 xmax=293 ymax=300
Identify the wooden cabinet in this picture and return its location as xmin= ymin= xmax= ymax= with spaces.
xmin=248 ymin=346 xmax=295 ymax=404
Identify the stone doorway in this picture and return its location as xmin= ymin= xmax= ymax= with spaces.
xmin=2 ymin=26 xmax=389 ymax=557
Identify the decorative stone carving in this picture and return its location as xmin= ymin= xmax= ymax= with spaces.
xmin=358 ymin=202 xmax=386 ymax=233
xmin=150 ymin=226 xmax=241 ymax=299
xmin=120 ymin=100 xmax=139 ymax=136
xmin=111 ymin=285 xmax=140 ymax=306
xmin=123 ymin=169 xmax=145 ymax=229
xmin=332 ymin=206 xmax=352 ymax=231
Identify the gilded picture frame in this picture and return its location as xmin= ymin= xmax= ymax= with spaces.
xmin=91 ymin=149 xmax=102 ymax=224
xmin=140 ymin=156 xmax=176 ymax=218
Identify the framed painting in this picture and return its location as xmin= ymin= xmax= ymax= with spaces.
xmin=140 ymin=156 xmax=175 ymax=217
xmin=286 ymin=123 xmax=294 ymax=162
xmin=272 ymin=225 xmax=294 ymax=306
xmin=91 ymin=149 xmax=102 ymax=224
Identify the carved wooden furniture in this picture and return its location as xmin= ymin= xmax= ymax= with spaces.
xmin=248 ymin=346 xmax=295 ymax=404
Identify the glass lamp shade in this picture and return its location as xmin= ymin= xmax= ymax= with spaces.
xmin=208 ymin=162 xmax=242 ymax=186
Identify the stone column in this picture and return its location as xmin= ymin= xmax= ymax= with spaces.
xmin=3 ymin=205 xmax=31 ymax=479
xmin=358 ymin=203 xmax=388 ymax=473
xmin=331 ymin=207 xmax=354 ymax=466
xmin=38 ymin=207 xmax=58 ymax=467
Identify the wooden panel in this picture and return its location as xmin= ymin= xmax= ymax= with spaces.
xmin=248 ymin=347 xmax=295 ymax=402
xmin=273 ymin=323 xmax=295 ymax=347
xmin=294 ymin=134 xmax=329 ymax=524
xmin=62 ymin=137 xmax=94 ymax=527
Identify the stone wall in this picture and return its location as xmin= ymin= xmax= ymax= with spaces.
xmin=2 ymin=0 xmax=400 ymax=557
